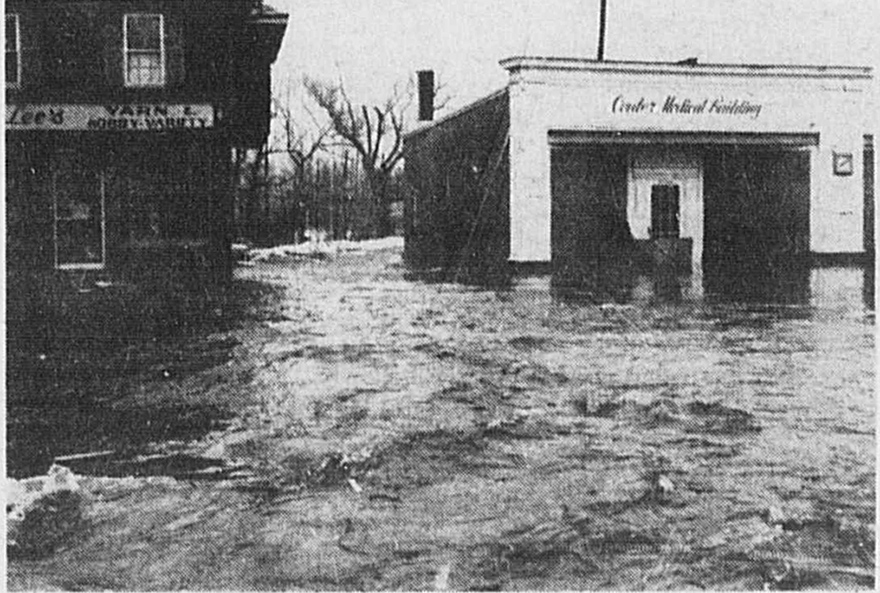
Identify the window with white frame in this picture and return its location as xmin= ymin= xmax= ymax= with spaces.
xmin=6 ymin=13 xmax=20 ymax=87
xmin=124 ymin=14 xmax=164 ymax=86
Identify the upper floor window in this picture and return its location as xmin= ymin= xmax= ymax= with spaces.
xmin=124 ymin=14 xmax=164 ymax=87
xmin=6 ymin=14 xmax=20 ymax=87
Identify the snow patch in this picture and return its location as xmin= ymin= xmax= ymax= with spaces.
xmin=249 ymin=232 xmax=403 ymax=262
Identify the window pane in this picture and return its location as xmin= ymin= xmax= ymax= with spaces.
xmin=55 ymin=168 xmax=104 ymax=267
xmin=127 ymin=52 xmax=163 ymax=85
xmin=6 ymin=15 xmax=17 ymax=51
xmin=126 ymin=15 xmax=160 ymax=51
xmin=6 ymin=51 xmax=18 ymax=83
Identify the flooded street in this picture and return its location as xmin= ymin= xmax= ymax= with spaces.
xmin=7 ymin=245 xmax=875 ymax=590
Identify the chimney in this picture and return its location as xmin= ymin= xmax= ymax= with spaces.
xmin=417 ymin=70 xmax=435 ymax=121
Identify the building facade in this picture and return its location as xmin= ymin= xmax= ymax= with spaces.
xmin=405 ymin=57 xmax=874 ymax=296
xmin=5 ymin=0 xmax=287 ymax=287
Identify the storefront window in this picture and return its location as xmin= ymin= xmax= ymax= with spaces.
xmin=124 ymin=14 xmax=164 ymax=87
xmin=6 ymin=14 xmax=20 ymax=86
xmin=54 ymin=157 xmax=105 ymax=269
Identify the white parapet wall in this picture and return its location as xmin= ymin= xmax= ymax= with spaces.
xmin=503 ymin=57 xmax=874 ymax=262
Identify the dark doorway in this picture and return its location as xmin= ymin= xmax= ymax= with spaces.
xmin=550 ymin=146 xmax=632 ymax=296
xmin=703 ymin=146 xmax=811 ymax=300
xmin=650 ymin=184 xmax=680 ymax=238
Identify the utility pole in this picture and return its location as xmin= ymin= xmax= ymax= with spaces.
xmin=597 ymin=0 xmax=608 ymax=61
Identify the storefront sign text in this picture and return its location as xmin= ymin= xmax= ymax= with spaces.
xmin=6 ymin=104 xmax=215 ymax=130
xmin=611 ymin=95 xmax=763 ymax=119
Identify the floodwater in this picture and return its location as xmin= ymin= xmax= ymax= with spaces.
xmin=7 ymin=247 xmax=875 ymax=590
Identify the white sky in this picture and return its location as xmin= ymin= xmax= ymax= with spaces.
xmin=268 ymin=0 xmax=877 ymax=126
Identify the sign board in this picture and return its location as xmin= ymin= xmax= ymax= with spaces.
xmin=6 ymin=104 xmax=214 ymax=131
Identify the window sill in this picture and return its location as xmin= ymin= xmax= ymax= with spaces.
xmin=56 ymin=263 xmax=105 ymax=271
xmin=123 ymin=83 xmax=167 ymax=89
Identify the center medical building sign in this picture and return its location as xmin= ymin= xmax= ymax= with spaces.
xmin=611 ymin=95 xmax=764 ymax=119
xmin=6 ymin=104 xmax=215 ymax=131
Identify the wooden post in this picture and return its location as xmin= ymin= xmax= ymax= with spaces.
xmin=597 ymin=0 xmax=608 ymax=61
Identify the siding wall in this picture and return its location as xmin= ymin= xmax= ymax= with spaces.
xmin=6 ymin=1 xmax=247 ymax=102
xmin=5 ymin=0 xmax=271 ymax=144
xmin=404 ymin=89 xmax=510 ymax=281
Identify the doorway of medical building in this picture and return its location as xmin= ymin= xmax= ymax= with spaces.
xmin=648 ymin=182 xmax=693 ymax=272
xmin=53 ymin=153 xmax=106 ymax=270
xmin=549 ymin=146 xmax=633 ymax=296
xmin=627 ymin=150 xmax=702 ymax=300
xmin=702 ymin=147 xmax=811 ymax=302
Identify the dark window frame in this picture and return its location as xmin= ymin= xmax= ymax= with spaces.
xmin=124 ymin=13 xmax=165 ymax=87
xmin=6 ymin=13 xmax=20 ymax=87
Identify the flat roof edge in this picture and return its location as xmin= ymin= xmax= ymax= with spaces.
xmin=500 ymin=56 xmax=873 ymax=79
xmin=548 ymin=130 xmax=821 ymax=146
xmin=404 ymin=87 xmax=509 ymax=140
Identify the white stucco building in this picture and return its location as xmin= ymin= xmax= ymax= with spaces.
xmin=405 ymin=57 xmax=874 ymax=295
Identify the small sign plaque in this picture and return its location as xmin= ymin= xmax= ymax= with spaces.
xmin=833 ymin=152 xmax=854 ymax=176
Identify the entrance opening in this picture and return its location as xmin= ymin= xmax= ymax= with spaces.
xmin=550 ymin=146 xmax=632 ymax=296
xmin=650 ymin=184 xmax=681 ymax=238
xmin=548 ymin=132 xmax=817 ymax=302
xmin=53 ymin=153 xmax=105 ymax=270
xmin=703 ymin=146 xmax=811 ymax=300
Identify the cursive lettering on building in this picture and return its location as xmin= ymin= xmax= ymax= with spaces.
xmin=708 ymin=97 xmax=762 ymax=118
xmin=661 ymin=96 xmax=708 ymax=115
xmin=612 ymin=95 xmax=763 ymax=119
xmin=612 ymin=95 xmax=657 ymax=114
xmin=6 ymin=105 xmax=66 ymax=127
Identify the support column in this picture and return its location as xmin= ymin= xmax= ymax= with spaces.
xmin=508 ymin=85 xmax=551 ymax=262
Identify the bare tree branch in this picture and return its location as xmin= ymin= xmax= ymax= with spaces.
xmin=362 ymin=105 xmax=374 ymax=167
xmin=303 ymin=75 xmax=411 ymax=237
xmin=270 ymin=95 xmax=330 ymax=171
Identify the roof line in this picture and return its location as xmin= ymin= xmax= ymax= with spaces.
xmin=404 ymin=87 xmax=509 ymax=140
xmin=500 ymin=56 xmax=872 ymax=77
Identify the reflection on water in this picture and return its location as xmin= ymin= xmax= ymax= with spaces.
xmin=548 ymin=261 xmax=872 ymax=311
xmin=810 ymin=266 xmax=875 ymax=311
xmin=704 ymin=259 xmax=811 ymax=305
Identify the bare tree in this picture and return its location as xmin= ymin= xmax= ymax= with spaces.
xmin=270 ymin=97 xmax=332 ymax=235
xmin=272 ymin=96 xmax=331 ymax=185
xmin=304 ymin=76 xmax=410 ymax=238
